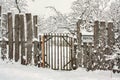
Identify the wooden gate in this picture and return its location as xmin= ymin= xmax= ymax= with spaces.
xmin=40 ymin=33 xmax=75 ymax=70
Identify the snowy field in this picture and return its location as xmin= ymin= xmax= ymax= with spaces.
xmin=0 ymin=60 xmax=120 ymax=80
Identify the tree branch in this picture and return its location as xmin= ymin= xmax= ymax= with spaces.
xmin=15 ymin=0 xmax=21 ymax=13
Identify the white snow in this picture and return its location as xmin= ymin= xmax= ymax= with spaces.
xmin=3 ymin=37 xmax=8 ymax=41
xmin=33 ymin=38 xmax=39 ymax=42
xmin=0 ymin=59 xmax=120 ymax=80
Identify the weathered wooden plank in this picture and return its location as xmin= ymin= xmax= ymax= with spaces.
xmin=0 ymin=7 xmax=7 ymax=60
xmin=100 ymin=22 xmax=106 ymax=48
xmin=15 ymin=14 xmax=20 ymax=62
xmin=83 ymin=42 xmax=87 ymax=68
xmin=20 ymin=15 xmax=26 ymax=65
xmin=45 ymin=33 xmax=47 ymax=67
xmin=94 ymin=21 xmax=99 ymax=48
xmin=107 ymin=22 xmax=114 ymax=47
xmin=51 ymin=34 xmax=53 ymax=69
xmin=33 ymin=15 xmax=38 ymax=66
xmin=33 ymin=15 xmax=38 ymax=38
xmin=26 ymin=13 xmax=33 ymax=64
xmin=8 ymin=13 xmax=13 ymax=60
xmin=41 ymin=35 xmax=45 ymax=68
xmin=38 ymin=35 xmax=41 ymax=67
xmin=62 ymin=34 xmax=65 ymax=70
xmin=57 ymin=34 xmax=59 ymax=69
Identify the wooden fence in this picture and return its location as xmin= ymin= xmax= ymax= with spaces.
xmin=0 ymin=6 xmax=115 ymax=71
xmin=0 ymin=11 xmax=77 ymax=70
xmin=0 ymin=12 xmax=40 ymax=65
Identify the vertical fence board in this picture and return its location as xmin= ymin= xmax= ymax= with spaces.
xmin=45 ymin=34 xmax=48 ymax=67
xmin=62 ymin=34 xmax=65 ymax=70
xmin=70 ymin=37 xmax=73 ymax=70
xmin=15 ymin=14 xmax=20 ymax=62
xmin=60 ymin=34 xmax=63 ymax=70
xmin=107 ymin=22 xmax=114 ymax=47
xmin=1 ymin=9 xmax=8 ymax=60
xmin=33 ymin=16 xmax=38 ymax=38
xmin=48 ymin=34 xmax=50 ymax=68
xmin=33 ymin=15 xmax=38 ymax=66
xmin=26 ymin=13 xmax=33 ymax=64
xmin=8 ymin=13 xmax=13 ymax=60
xmin=20 ymin=15 xmax=26 ymax=65
xmin=65 ymin=34 xmax=68 ymax=70
xmin=38 ymin=35 xmax=41 ymax=67
xmin=94 ymin=21 xmax=99 ymax=48
xmin=57 ymin=34 xmax=59 ymax=69
xmin=51 ymin=34 xmax=53 ymax=69
xmin=83 ymin=43 xmax=87 ymax=68
xmin=41 ymin=35 xmax=45 ymax=67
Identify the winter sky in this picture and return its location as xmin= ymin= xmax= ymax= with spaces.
xmin=27 ymin=0 xmax=115 ymax=17
xmin=27 ymin=0 xmax=76 ymax=17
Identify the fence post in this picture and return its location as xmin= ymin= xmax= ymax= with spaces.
xmin=1 ymin=8 xmax=8 ymax=60
xmin=0 ymin=6 xmax=6 ymax=60
xmin=26 ymin=13 xmax=33 ymax=64
xmin=107 ymin=22 xmax=114 ymax=48
xmin=83 ymin=42 xmax=87 ymax=68
xmin=41 ymin=35 xmax=45 ymax=68
xmin=33 ymin=15 xmax=39 ymax=66
xmin=8 ymin=13 xmax=13 ymax=60
xmin=15 ymin=14 xmax=20 ymax=62
xmin=38 ymin=35 xmax=41 ymax=67
xmin=94 ymin=21 xmax=99 ymax=49
xmin=20 ymin=14 xmax=26 ymax=65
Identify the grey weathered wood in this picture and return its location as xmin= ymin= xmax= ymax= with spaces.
xmin=38 ymin=35 xmax=41 ymax=67
xmin=107 ymin=22 xmax=114 ymax=47
xmin=94 ymin=21 xmax=99 ymax=48
xmin=33 ymin=15 xmax=38 ymax=66
xmin=33 ymin=16 xmax=38 ymax=38
xmin=100 ymin=22 xmax=106 ymax=48
xmin=20 ymin=15 xmax=26 ymax=65
xmin=1 ymin=13 xmax=8 ymax=60
xmin=8 ymin=13 xmax=13 ymax=60
xmin=83 ymin=42 xmax=87 ymax=68
xmin=26 ymin=13 xmax=33 ymax=64
xmin=15 ymin=14 xmax=20 ymax=62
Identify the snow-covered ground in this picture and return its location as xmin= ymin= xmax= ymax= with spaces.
xmin=0 ymin=60 xmax=120 ymax=80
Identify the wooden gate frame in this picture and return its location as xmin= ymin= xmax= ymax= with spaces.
xmin=40 ymin=33 xmax=76 ymax=70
